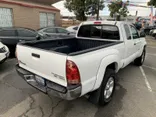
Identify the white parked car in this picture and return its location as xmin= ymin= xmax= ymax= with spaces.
xmin=66 ymin=25 xmax=78 ymax=34
xmin=16 ymin=21 xmax=146 ymax=105
xmin=0 ymin=42 xmax=9 ymax=64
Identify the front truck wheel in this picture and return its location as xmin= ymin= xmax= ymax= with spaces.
xmin=99 ymin=69 xmax=116 ymax=105
xmin=134 ymin=47 xmax=146 ymax=66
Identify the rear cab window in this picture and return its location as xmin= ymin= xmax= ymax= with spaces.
xmin=77 ymin=24 xmax=120 ymax=40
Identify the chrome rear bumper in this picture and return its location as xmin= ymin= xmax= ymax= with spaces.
xmin=16 ymin=64 xmax=81 ymax=100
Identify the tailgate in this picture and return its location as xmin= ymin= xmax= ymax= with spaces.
xmin=16 ymin=44 xmax=67 ymax=87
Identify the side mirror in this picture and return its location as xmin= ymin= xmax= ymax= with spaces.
xmin=140 ymin=31 xmax=146 ymax=37
xmin=36 ymin=35 xmax=40 ymax=40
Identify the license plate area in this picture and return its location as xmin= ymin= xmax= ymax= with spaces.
xmin=35 ymin=75 xmax=45 ymax=86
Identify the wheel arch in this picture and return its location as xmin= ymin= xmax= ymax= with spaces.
xmin=92 ymin=54 xmax=121 ymax=90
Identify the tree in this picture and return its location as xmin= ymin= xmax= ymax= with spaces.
xmin=108 ymin=0 xmax=129 ymax=21
xmin=85 ymin=0 xmax=105 ymax=20
xmin=64 ymin=0 xmax=104 ymax=21
xmin=148 ymin=0 xmax=156 ymax=7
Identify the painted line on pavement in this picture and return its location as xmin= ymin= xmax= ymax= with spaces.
xmin=143 ymin=65 xmax=156 ymax=71
xmin=147 ymin=53 xmax=156 ymax=56
xmin=147 ymin=46 xmax=156 ymax=49
xmin=140 ymin=67 xmax=152 ymax=92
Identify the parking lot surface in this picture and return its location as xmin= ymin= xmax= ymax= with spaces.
xmin=0 ymin=37 xmax=156 ymax=117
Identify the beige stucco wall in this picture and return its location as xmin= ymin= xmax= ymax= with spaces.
xmin=0 ymin=2 xmax=61 ymax=30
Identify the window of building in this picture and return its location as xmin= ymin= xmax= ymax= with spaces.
xmin=0 ymin=8 xmax=13 ymax=27
xmin=40 ymin=13 xmax=55 ymax=28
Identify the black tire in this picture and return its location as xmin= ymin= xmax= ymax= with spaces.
xmin=134 ymin=48 xmax=146 ymax=66
xmin=99 ymin=69 xmax=116 ymax=106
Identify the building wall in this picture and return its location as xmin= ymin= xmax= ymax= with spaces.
xmin=0 ymin=1 xmax=61 ymax=30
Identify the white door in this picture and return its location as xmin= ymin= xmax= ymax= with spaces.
xmin=0 ymin=8 xmax=13 ymax=27
xmin=123 ymin=24 xmax=136 ymax=66
xmin=129 ymin=25 xmax=141 ymax=55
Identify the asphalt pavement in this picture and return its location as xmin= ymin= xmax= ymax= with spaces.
xmin=0 ymin=37 xmax=156 ymax=117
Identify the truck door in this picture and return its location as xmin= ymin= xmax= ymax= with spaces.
xmin=123 ymin=24 xmax=136 ymax=64
xmin=129 ymin=25 xmax=141 ymax=55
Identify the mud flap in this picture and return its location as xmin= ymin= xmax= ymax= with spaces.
xmin=88 ymin=87 xmax=101 ymax=104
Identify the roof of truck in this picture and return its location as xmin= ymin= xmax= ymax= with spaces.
xmin=81 ymin=21 xmax=131 ymax=25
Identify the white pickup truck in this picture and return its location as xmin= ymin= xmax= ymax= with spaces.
xmin=0 ymin=42 xmax=9 ymax=64
xmin=16 ymin=21 xmax=146 ymax=105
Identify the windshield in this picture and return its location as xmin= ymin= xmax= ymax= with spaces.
xmin=77 ymin=25 xmax=120 ymax=40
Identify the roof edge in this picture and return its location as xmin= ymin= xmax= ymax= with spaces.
xmin=0 ymin=0 xmax=60 ymax=12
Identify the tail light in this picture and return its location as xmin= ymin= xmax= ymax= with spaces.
xmin=66 ymin=60 xmax=80 ymax=85
xmin=94 ymin=21 xmax=101 ymax=24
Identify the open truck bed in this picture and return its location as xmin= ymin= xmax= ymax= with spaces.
xmin=21 ymin=38 xmax=120 ymax=55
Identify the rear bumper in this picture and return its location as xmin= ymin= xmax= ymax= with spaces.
xmin=16 ymin=64 xmax=81 ymax=100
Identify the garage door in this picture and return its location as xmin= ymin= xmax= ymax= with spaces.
xmin=0 ymin=8 xmax=13 ymax=27
xmin=40 ymin=13 xmax=55 ymax=28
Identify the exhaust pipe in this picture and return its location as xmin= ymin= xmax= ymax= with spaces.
xmin=24 ymin=75 xmax=35 ymax=82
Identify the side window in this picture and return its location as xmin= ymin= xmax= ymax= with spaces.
xmin=44 ymin=28 xmax=56 ymax=33
xmin=57 ymin=28 xmax=68 ymax=33
xmin=124 ymin=24 xmax=131 ymax=40
xmin=0 ymin=29 xmax=17 ymax=36
xmin=17 ymin=29 xmax=36 ymax=37
xmin=130 ymin=26 xmax=139 ymax=39
xmin=73 ymin=26 xmax=78 ymax=30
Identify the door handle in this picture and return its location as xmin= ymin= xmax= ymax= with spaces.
xmin=32 ymin=53 xmax=40 ymax=58
xmin=134 ymin=41 xmax=141 ymax=45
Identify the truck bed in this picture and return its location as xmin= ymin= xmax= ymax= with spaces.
xmin=22 ymin=38 xmax=121 ymax=56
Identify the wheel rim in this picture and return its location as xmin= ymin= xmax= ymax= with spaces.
xmin=104 ymin=77 xmax=114 ymax=99
xmin=141 ymin=51 xmax=145 ymax=63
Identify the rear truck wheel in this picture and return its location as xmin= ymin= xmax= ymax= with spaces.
xmin=134 ymin=48 xmax=146 ymax=66
xmin=99 ymin=69 xmax=116 ymax=105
